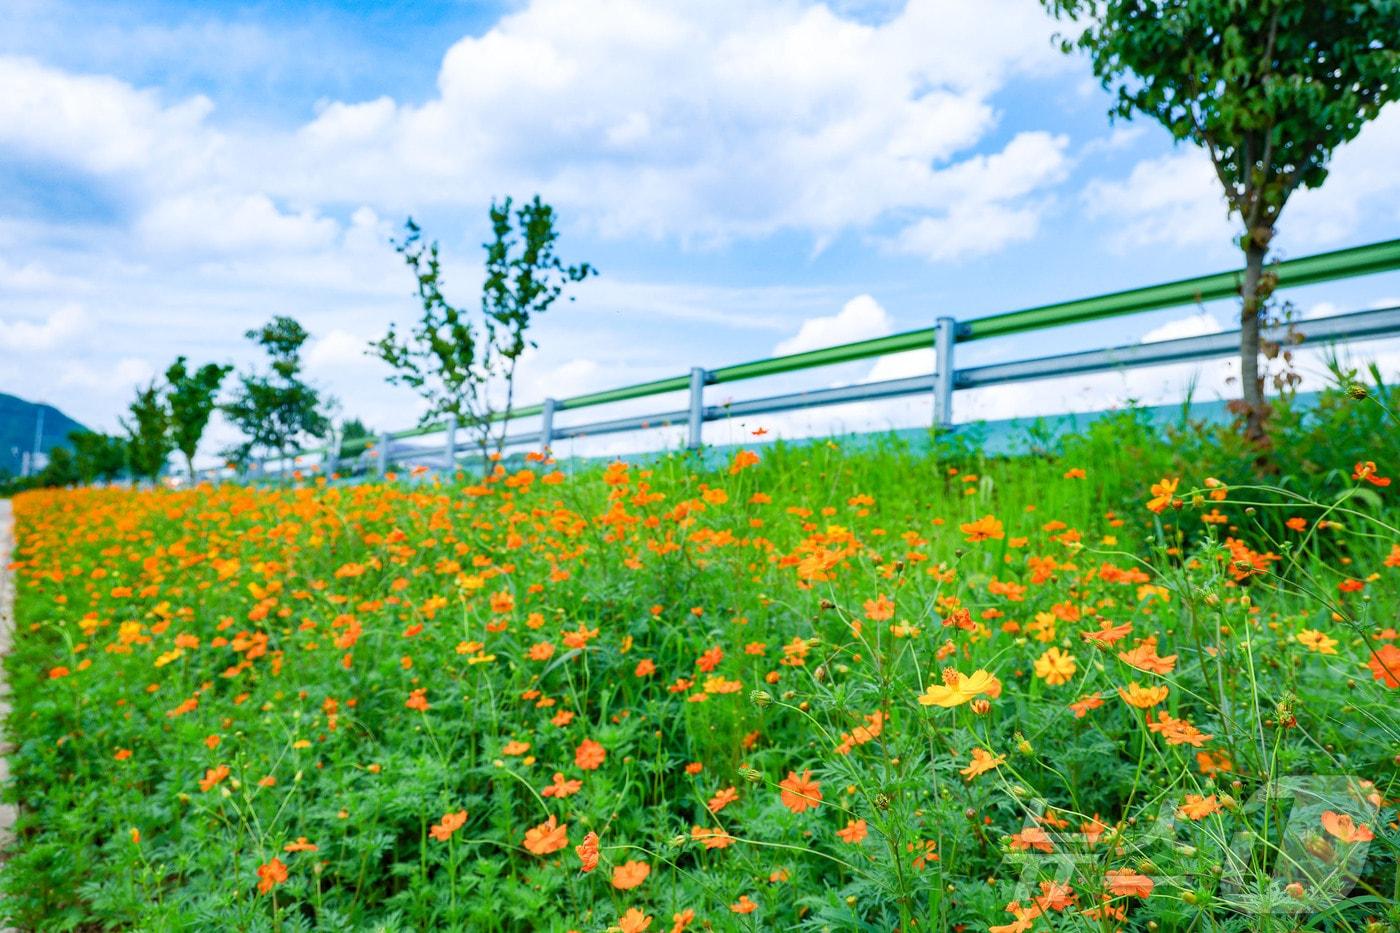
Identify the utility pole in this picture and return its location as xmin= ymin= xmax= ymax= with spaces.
xmin=26 ymin=407 xmax=44 ymax=477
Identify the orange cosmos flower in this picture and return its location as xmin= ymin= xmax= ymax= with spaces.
xmin=1367 ymin=644 xmax=1400 ymax=688
xmin=429 ymin=809 xmax=468 ymax=842
xmin=1069 ymin=694 xmax=1104 ymax=718
xmin=778 ymin=770 xmax=823 ymax=813
xmin=1009 ymin=827 xmax=1053 ymax=853
xmin=836 ymin=819 xmax=868 ymax=843
xmin=541 ymin=772 xmax=583 ymax=798
xmin=707 ymin=786 xmax=739 ymax=813
xmin=1195 ymin=750 xmax=1233 ymax=775
xmin=523 ymin=815 xmax=568 ymax=856
xmin=1320 ymin=810 xmax=1375 ymax=843
xmin=575 ymin=738 xmax=606 ymax=770
xmin=670 ymin=909 xmax=695 ymax=932
xmin=1352 ymin=461 xmax=1391 ymax=486
xmin=1104 ymin=868 xmax=1153 ymax=898
xmin=730 ymin=895 xmax=758 ymax=914
xmin=1117 ymin=682 xmax=1169 ymax=708
xmin=618 ymin=907 xmax=652 ymax=932
xmin=728 ymin=449 xmax=760 ymax=474
xmin=960 ymin=514 xmax=1005 ymax=543
xmin=404 ymin=688 xmax=429 ymax=712
xmin=863 ymin=594 xmax=894 ymax=620
xmin=256 ymin=857 xmax=288 ymax=894
xmin=1117 ymin=636 xmax=1177 ymax=674
xmin=199 ymin=764 xmax=230 ymax=792
xmin=283 ymin=836 xmax=318 ymax=852
xmin=634 ymin=658 xmax=656 ymax=677
xmin=961 ymin=748 xmax=1006 ymax=781
xmin=1081 ymin=620 xmax=1133 ymax=646
xmin=1146 ymin=711 xmax=1212 ymax=747
xmin=575 ymin=831 xmax=599 ymax=872
xmin=1177 ymin=795 xmax=1220 ymax=820
xmin=690 ymin=825 xmax=736 ymax=849
xmin=1145 ymin=477 xmax=1179 ymax=513
xmin=611 ymin=860 xmax=651 ymax=890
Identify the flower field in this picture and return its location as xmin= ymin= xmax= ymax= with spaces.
xmin=3 ymin=418 xmax=1398 ymax=931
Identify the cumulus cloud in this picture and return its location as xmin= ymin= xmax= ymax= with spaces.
xmin=1082 ymin=107 xmax=1400 ymax=257
xmin=774 ymin=294 xmax=892 ymax=356
xmin=0 ymin=303 xmax=88 ymax=351
xmin=266 ymin=0 xmax=1068 ymax=243
xmin=1141 ymin=312 xmax=1223 ymax=343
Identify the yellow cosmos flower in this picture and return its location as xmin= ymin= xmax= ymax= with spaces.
xmin=918 ymin=669 xmax=1002 ymax=708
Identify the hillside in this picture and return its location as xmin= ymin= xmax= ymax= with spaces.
xmin=0 ymin=393 xmax=87 ymax=478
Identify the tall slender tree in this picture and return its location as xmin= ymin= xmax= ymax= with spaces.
xmin=373 ymin=196 xmax=595 ymax=468
xmin=122 ymin=382 xmax=173 ymax=482
xmin=1039 ymin=0 xmax=1400 ymax=441
xmin=166 ymin=356 xmax=232 ymax=483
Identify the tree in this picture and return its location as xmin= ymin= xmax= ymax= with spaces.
xmin=123 ymin=382 xmax=174 ymax=482
xmin=70 ymin=431 xmax=127 ymax=485
xmin=38 ymin=445 xmax=79 ymax=487
xmin=222 ymin=316 xmax=330 ymax=476
xmin=1039 ymin=0 xmax=1400 ymax=440
xmin=338 ymin=418 xmax=372 ymax=460
xmin=373 ymin=196 xmax=595 ymax=467
xmin=166 ymin=356 xmax=232 ymax=483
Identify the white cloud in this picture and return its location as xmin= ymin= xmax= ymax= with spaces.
xmin=888 ymin=130 xmax=1070 ymax=260
xmin=1082 ymin=107 xmax=1400 ymax=257
xmin=1141 ymin=312 xmax=1222 ymax=343
xmin=774 ymin=294 xmax=892 ymax=356
xmin=306 ymin=328 xmax=376 ymax=371
xmin=0 ymin=303 xmax=88 ymax=351
xmin=137 ymin=192 xmax=340 ymax=255
xmin=1083 ymin=148 xmax=1233 ymax=251
xmin=269 ymin=0 xmax=1067 ymax=243
xmin=0 ymin=55 xmax=218 ymax=184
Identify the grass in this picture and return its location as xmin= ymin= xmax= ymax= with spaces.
xmin=2 ymin=383 xmax=1398 ymax=932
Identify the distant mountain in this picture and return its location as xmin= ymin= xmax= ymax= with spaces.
xmin=0 ymin=393 xmax=88 ymax=478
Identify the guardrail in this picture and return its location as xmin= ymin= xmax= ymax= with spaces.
xmin=233 ymin=237 xmax=1400 ymax=479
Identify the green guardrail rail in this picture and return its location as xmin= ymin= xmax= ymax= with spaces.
xmin=321 ymin=237 xmax=1400 ymax=459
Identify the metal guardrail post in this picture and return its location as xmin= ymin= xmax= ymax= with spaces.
xmin=324 ymin=431 xmax=339 ymax=478
xmin=687 ymin=368 xmax=707 ymax=449
xmin=540 ymin=398 xmax=556 ymax=450
xmin=933 ymin=317 xmax=956 ymax=429
xmin=377 ymin=433 xmax=390 ymax=476
xmin=444 ymin=415 xmax=457 ymax=473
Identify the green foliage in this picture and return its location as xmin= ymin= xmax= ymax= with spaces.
xmin=1043 ymin=0 xmax=1400 ymax=227
xmin=335 ymin=417 xmax=374 ymax=467
xmin=1041 ymin=0 xmax=1400 ymax=423
xmin=3 ymin=377 xmax=1397 ymax=929
xmin=69 ymin=430 xmax=127 ymax=484
xmin=221 ymin=316 xmax=330 ymax=471
xmin=373 ymin=196 xmax=595 ymax=463
xmin=165 ymin=356 xmax=232 ymax=481
xmin=121 ymin=381 xmax=173 ymax=481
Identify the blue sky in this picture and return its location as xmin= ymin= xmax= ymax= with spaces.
xmin=3 ymin=0 xmax=1399 ymax=463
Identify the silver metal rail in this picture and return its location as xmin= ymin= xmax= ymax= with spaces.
xmin=223 ymin=305 xmax=1400 ymax=480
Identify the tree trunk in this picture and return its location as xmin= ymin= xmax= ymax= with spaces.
xmin=186 ymin=453 xmax=197 ymax=487
xmin=1238 ymin=238 xmax=1270 ymax=443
